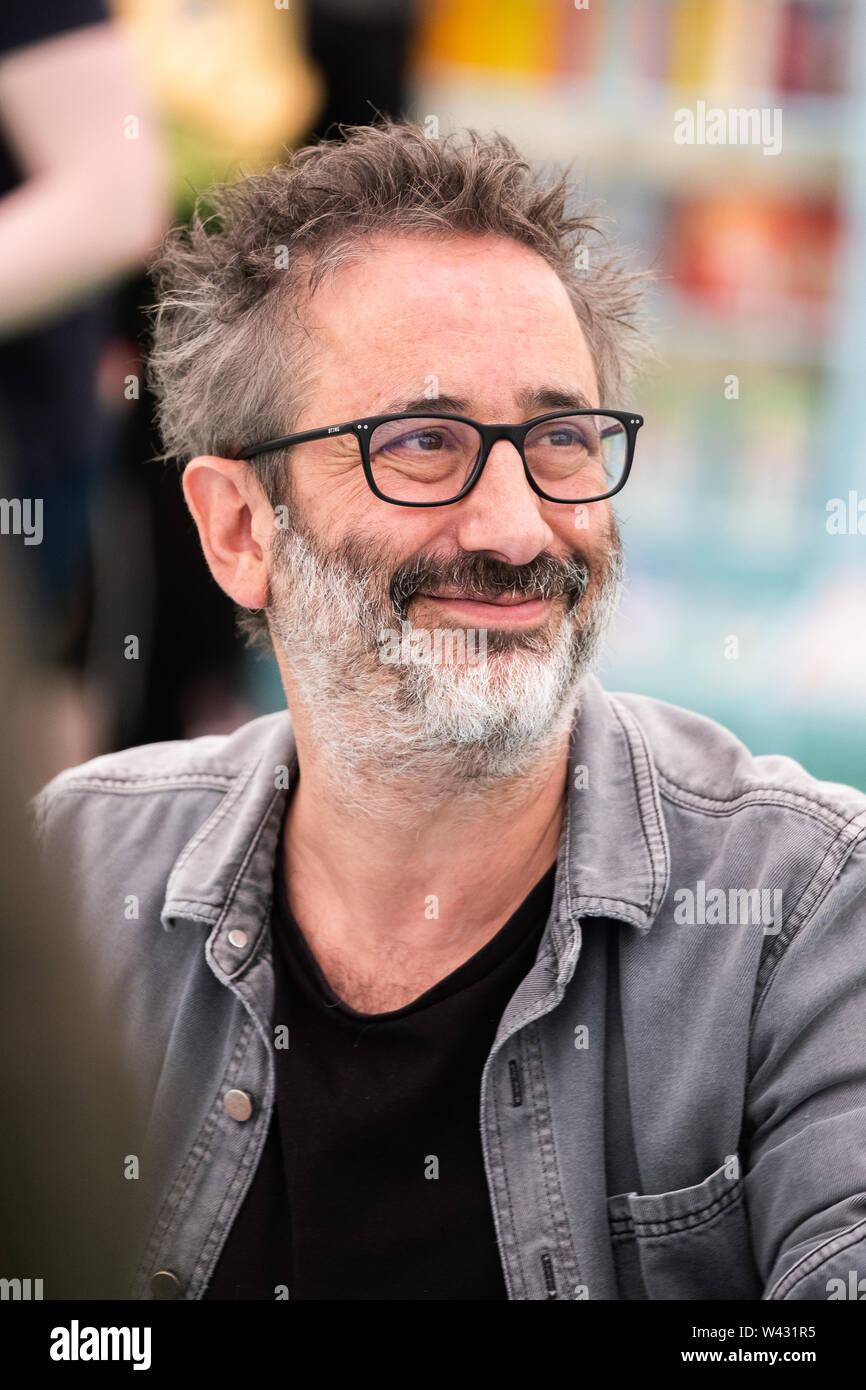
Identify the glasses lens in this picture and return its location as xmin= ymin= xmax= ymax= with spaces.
xmin=524 ymin=413 xmax=627 ymax=500
xmin=369 ymin=416 xmax=481 ymax=503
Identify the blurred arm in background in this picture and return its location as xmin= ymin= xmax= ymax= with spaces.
xmin=0 ymin=17 xmax=170 ymax=340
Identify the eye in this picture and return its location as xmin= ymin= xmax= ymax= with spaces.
xmin=375 ymin=424 xmax=463 ymax=456
xmin=391 ymin=428 xmax=445 ymax=452
xmin=538 ymin=423 xmax=596 ymax=450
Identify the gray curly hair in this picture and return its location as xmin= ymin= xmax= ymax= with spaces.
xmin=144 ymin=118 xmax=654 ymax=650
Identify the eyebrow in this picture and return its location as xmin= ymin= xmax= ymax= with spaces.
xmin=378 ymin=386 xmax=597 ymax=417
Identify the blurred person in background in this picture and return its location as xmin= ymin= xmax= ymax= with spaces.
xmin=105 ymin=0 xmax=324 ymax=749
xmin=0 ymin=541 xmax=142 ymax=1300
xmin=105 ymin=0 xmax=424 ymax=751
xmin=0 ymin=1 xmax=170 ymax=790
xmin=30 ymin=121 xmax=866 ymax=1301
xmin=303 ymin=0 xmax=421 ymax=139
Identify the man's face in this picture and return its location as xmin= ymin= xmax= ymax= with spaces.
xmin=265 ymin=232 xmax=624 ymax=784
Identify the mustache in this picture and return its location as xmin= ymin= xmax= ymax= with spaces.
xmin=389 ymin=550 xmax=591 ymax=620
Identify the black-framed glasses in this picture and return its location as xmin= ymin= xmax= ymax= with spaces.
xmin=240 ymin=409 xmax=643 ymax=507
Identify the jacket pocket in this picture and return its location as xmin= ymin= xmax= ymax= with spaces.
xmin=607 ymin=1156 xmax=762 ymax=1300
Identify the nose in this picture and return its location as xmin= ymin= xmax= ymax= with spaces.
xmin=450 ymin=436 xmax=554 ymax=566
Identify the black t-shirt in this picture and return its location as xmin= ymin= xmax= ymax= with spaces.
xmin=203 ymin=852 xmax=557 ymax=1300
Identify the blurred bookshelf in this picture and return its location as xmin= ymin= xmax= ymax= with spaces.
xmin=406 ymin=0 xmax=866 ymax=790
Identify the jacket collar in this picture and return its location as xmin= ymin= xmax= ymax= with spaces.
xmin=554 ymin=672 xmax=670 ymax=937
xmin=160 ymin=674 xmax=670 ymax=978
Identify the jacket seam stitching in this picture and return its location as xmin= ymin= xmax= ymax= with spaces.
xmin=573 ymin=897 xmax=651 ymax=922
xmin=38 ymin=774 xmax=236 ymax=793
xmin=610 ymin=1182 xmax=744 ymax=1238
xmin=608 ymin=700 xmax=657 ymax=911
xmin=165 ymin=1017 xmax=258 ymax=1289
xmin=502 ymin=979 xmax=563 ymax=1038
xmin=189 ymin=1017 xmax=272 ymax=1297
xmin=559 ymin=784 xmax=576 ymax=948
xmin=489 ymin=1038 xmax=528 ymax=1299
xmin=132 ymin=1016 xmax=254 ymax=1296
xmin=607 ymin=698 xmax=666 ymax=917
xmin=765 ymin=1219 xmax=866 ymax=1299
xmin=161 ymin=902 xmax=220 ymax=922
xmin=167 ymin=757 xmax=260 ymax=884
xmin=656 ymin=771 xmax=861 ymax=832
xmin=750 ymin=818 xmax=866 ymax=1021
xmin=213 ymin=790 xmax=283 ymax=942
xmin=524 ymin=1023 xmax=584 ymax=1297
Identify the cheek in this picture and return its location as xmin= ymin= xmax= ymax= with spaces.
xmin=301 ymin=479 xmax=453 ymax=570
xmin=549 ymin=501 xmax=612 ymax=552
xmin=294 ymin=470 xmax=374 ymax=535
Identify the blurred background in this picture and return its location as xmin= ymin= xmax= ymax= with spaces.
xmin=2 ymin=0 xmax=865 ymax=798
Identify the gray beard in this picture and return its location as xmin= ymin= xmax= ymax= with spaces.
xmin=266 ymin=514 xmax=624 ymax=815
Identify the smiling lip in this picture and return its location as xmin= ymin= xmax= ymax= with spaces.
xmin=422 ymin=590 xmax=544 ymax=607
xmin=417 ymin=591 xmax=554 ymax=622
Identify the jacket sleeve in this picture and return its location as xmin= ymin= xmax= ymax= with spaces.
xmin=745 ymin=837 xmax=866 ymax=1299
xmin=26 ymin=775 xmax=73 ymax=855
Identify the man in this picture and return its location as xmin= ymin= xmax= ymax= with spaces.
xmin=31 ymin=120 xmax=866 ymax=1301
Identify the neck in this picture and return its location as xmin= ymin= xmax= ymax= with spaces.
xmin=279 ymin=700 xmax=575 ymax=1010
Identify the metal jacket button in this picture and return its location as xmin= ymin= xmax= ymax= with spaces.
xmin=150 ymin=1270 xmax=181 ymax=1299
xmin=223 ymin=1088 xmax=253 ymax=1121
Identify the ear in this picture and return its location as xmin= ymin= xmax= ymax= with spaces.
xmin=182 ymin=456 xmax=273 ymax=609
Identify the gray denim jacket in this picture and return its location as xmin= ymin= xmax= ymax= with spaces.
xmin=30 ymin=673 xmax=866 ymax=1300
